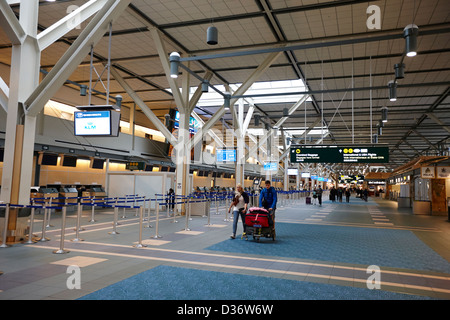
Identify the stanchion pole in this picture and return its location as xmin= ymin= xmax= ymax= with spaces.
xmin=184 ymin=198 xmax=191 ymax=231
xmin=152 ymin=202 xmax=161 ymax=238
xmin=133 ymin=206 xmax=147 ymax=248
xmin=38 ymin=204 xmax=50 ymax=242
xmin=71 ymin=202 xmax=84 ymax=242
xmin=24 ymin=206 xmax=37 ymax=244
xmin=1 ymin=204 xmax=11 ymax=248
xmin=89 ymin=197 xmax=96 ymax=222
xmin=145 ymin=199 xmax=153 ymax=229
xmin=224 ymin=195 xmax=230 ymax=222
xmin=205 ymin=198 xmax=212 ymax=226
xmin=171 ymin=196 xmax=178 ymax=223
xmin=109 ymin=205 xmax=120 ymax=235
xmin=53 ymin=206 xmax=70 ymax=254
xmin=46 ymin=197 xmax=54 ymax=228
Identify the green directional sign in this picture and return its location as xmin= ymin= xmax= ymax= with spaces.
xmin=290 ymin=145 xmax=389 ymax=164
xmin=126 ymin=161 xmax=146 ymax=171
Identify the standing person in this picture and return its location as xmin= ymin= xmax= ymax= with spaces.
xmin=363 ymin=188 xmax=368 ymax=202
xmin=338 ymin=187 xmax=343 ymax=203
xmin=167 ymin=188 xmax=175 ymax=211
xmin=312 ymin=188 xmax=317 ymax=205
xmin=228 ymin=184 xmax=249 ymax=239
xmin=330 ymin=186 xmax=336 ymax=202
xmin=317 ymin=186 xmax=323 ymax=206
xmin=259 ymin=180 xmax=277 ymax=228
xmin=345 ymin=188 xmax=350 ymax=203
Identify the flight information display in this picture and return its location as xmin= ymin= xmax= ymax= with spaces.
xmin=290 ymin=145 xmax=389 ymax=163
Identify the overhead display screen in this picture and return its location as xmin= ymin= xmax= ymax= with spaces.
xmin=74 ymin=111 xmax=111 ymax=136
xmin=290 ymin=145 xmax=389 ymax=163
xmin=263 ymin=162 xmax=278 ymax=171
xmin=216 ymin=149 xmax=236 ymax=162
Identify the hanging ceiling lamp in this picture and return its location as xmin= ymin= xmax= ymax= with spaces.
xmin=394 ymin=63 xmax=405 ymax=79
xmin=403 ymin=24 xmax=419 ymax=57
xmin=207 ymin=26 xmax=218 ymax=45
xmin=381 ymin=107 xmax=388 ymax=123
xmin=388 ymin=80 xmax=397 ymax=102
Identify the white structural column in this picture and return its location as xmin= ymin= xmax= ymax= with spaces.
xmin=1 ymin=0 xmax=131 ymax=244
xmin=1 ymin=1 xmax=40 ymax=205
xmin=235 ymin=99 xmax=246 ymax=187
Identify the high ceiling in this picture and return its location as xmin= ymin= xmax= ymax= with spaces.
xmin=1 ymin=0 xmax=449 ymax=171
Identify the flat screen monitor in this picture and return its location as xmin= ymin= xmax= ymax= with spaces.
xmin=216 ymin=149 xmax=236 ymax=162
xmin=301 ymin=172 xmax=311 ymax=178
xmin=287 ymin=168 xmax=298 ymax=175
xmin=39 ymin=153 xmax=58 ymax=166
xmin=74 ymin=110 xmax=121 ymax=137
xmin=61 ymin=155 xmax=77 ymax=167
xmin=263 ymin=162 xmax=277 ymax=171
xmin=90 ymin=158 xmax=105 ymax=169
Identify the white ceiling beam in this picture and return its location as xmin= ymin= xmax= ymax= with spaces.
xmin=25 ymin=0 xmax=131 ymax=117
xmin=0 ymin=0 xmax=25 ymax=45
xmin=0 ymin=76 xmax=8 ymax=112
xmin=150 ymin=28 xmax=186 ymax=111
xmin=37 ymin=0 xmax=109 ymax=51
xmin=110 ymin=66 xmax=177 ymax=145
xmin=190 ymin=49 xmax=284 ymax=151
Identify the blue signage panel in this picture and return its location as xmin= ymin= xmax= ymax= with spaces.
xmin=216 ymin=149 xmax=236 ymax=162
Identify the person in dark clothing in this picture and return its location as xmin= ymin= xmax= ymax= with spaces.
xmin=167 ymin=188 xmax=175 ymax=210
xmin=345 ymin=188 xmax=350 ymax=203
xmin=259 ymin=180 xmax=277 ymax=227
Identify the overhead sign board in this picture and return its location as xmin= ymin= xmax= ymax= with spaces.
xmin=263 ymin=162 xmax=278 ymax=171
xmin=290 ymin=145 xmax=389 ymax=163
xmin=216 ymin=149 xmax=236 ymax=162
xmin=126 ymin=162 xmax=146 ymax=171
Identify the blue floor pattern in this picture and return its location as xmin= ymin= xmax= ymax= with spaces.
xmin=78 ymin=265 xmax=432 ymax=300
xmin=206 ymin=223 xmax=450 ymax=274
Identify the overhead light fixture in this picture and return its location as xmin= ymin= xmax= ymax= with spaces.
xmin=169 ymin=52 xmax=181 ymax=78
xmin=378 ymin=119 xmax=384 ymax=128
xmin=201 ymin=79 xmax=209 ymax=93
xmin=114 ymin=95 xmax=122 ymax=110
xmin=388 ymin=80 xmax=397 ymax=101
xmin=207 ymin=26 xmax=218 ymax=45
xmin=80 ymin=84 xmax=87 ymax=96
xmin=381 ymin=107 xmax=388 ymax=123
xmin=254 ymin=112 xmax=261 ymax=126
xmin=224 ymin=92 xmax=231 ymax=110
xmin=283 ymin=107 xmax=289 ymax=117
xmin=404 ymin=24 xmax=419 ymax=57
xmin=377 ymin=124 xmax=382 ymax=136
xmin=394 ymin=63 xmax=405 ymax=79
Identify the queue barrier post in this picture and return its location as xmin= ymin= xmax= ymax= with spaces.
xmin=46 ymin=197 xmax=54 ymax=228
xmin=171 ymin=196 xmax=178 ymax=223
xmin=53 ymin=206 xmax=70 ymax=254
xmin=133 ymin=206 xmax=147 ymax=248
xmin=109 ymin=205 xmax=120 ymax=235
xmin=152 ymin=201 xmax=162 ymax=238
xmin=89 ymin=197 xmax=97 ymax=223
xmin=184 ymin=197 xmax=191 ymax=231
xmin=0 ymin=204 xmax=11 ymax=248
xmin=38 ymin=204 xmax=50 ymax=242
xmin=145 ymin=198 xmax=153 ymax=229
xmin=71 ymin=202 xmax=84 ymax=242
xmin=24 ymin=205 xmax=37 ymax=244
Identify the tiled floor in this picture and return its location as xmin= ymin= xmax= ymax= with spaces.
xmin=1 ymin=196 xmax=450 ymax=300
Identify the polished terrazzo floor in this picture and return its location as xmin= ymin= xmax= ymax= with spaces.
xmin=1 ymin=195 xmax=450 ymax=301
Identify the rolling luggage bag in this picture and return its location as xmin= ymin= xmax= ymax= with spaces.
xmin=245 ymin=210 xmax=270 ymax=228
xmin=306 ymin=196 xmax=312 ymax=205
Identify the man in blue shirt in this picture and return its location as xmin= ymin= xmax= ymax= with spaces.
xmin=259 ymin=180 xmax=277 ymax=227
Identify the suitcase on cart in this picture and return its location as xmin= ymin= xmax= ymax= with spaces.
xmin=245 ymin=211 xmax=270 ymax=228
xmin=306 ymin=196 xmax=312 ymax=205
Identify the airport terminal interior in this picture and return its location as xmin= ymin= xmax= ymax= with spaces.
xmin=0 ymin=0 xmax=450 ymax=303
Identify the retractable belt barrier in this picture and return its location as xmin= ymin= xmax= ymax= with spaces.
xmin=0 ymin=190 xmax=310 ymax=252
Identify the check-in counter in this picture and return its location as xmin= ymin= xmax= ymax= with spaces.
xmin=60 ymin=188 xmax=78 ymax=204
xmin=34 ymin=188 xmax=59 ymax=205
